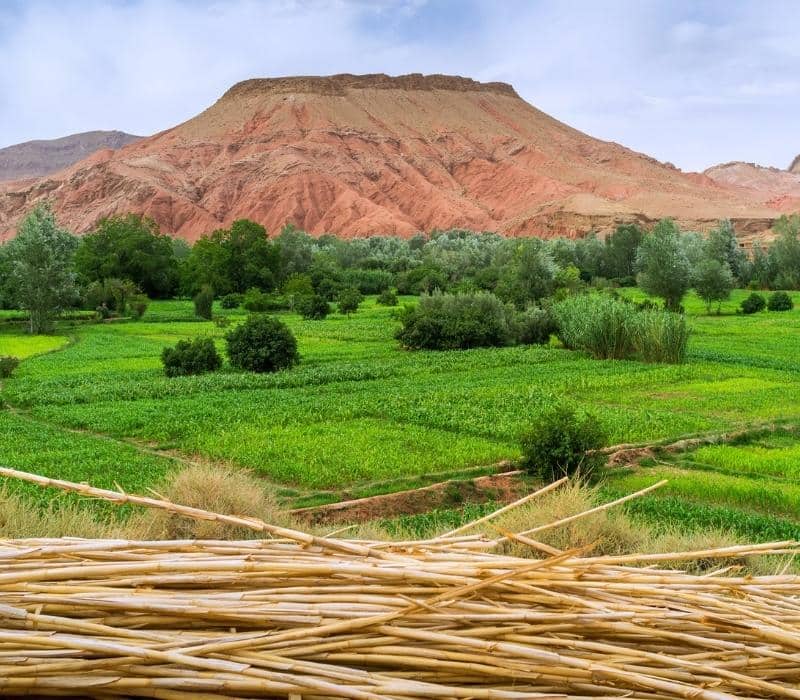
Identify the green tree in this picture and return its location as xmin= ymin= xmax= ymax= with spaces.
xmin=603 ymin=224 xmax=643 ymax=280
xmin=5 ymin=204 xmax=78 ymax=334
xmin=768 ymin=214 xmax=800 ymax=289
xmin=337 ymin=286 xmax=363 ymax=315
xmin=494 ymin=240 xmax=558 ymax=308
xmin=694 ymin=259 xmax=734 ymax=313
xmin=75 ymin=214 xmax=178 ymax=298
xmin=636 ymin=219 xmax=691 ymax=311
xmin=706 ymin=220 xmax=746 ymax=281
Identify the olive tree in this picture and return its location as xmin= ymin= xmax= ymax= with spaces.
xmin=5 ymin=204 xmax=78 ymax=334
xmin=694 ymin=259 xmax=734 ymax=314
xmin=636 ymin=219 xmax=691 ymax=311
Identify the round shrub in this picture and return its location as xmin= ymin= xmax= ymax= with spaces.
xmin=130 ymin=294 xmax=149 ymax=320
xmin=377 ymin=288 xmax=398 ymax=306
xmin=193 ymin=285 xmax=214 ymax=320
xmin=161 ymin=337 xmax=221 ymax=377
xmin=337 ymin=287 xmax=363 ymax=315
xmin=220 ymin=293 xmax=243 ymax=309
xmin=520 ymin=403 xmax=607 ymax=482
xmin=767 ymin=291 xmax=794 ymax=311
xmin=515 ymin=306 xmax=556 ymax=345
xmin=0 ymin=356 xmax=20 ymax=379
xmin=740 ymin=292 xmax=766 ymax=315
xmin=225 ymin=315 xmax=299 ymax=373
xmin=297 ymin=294 xmax=331 ymax=320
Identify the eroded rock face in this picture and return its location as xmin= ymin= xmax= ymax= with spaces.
xmin=705 ymin=161 xmax=800 ymax=218
xmin=0 ymin=131 xmax=141 ymax=182
xmin=0 ymin=74 xmax=782 ymax=241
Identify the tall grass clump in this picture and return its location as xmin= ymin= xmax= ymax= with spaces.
xmin=631 ymin=308 xmax=689 ymax=364
xmin=553 ymin=294 xmax=687 ymax=364
xmin=552 ymin=294 xmax=634 ymax=359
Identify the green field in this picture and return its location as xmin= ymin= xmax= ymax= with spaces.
xmin=2 ymin=289 xmax=800 ymax=536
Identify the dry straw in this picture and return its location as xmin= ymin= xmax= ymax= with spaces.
xmin=1 ymin=465 xmax=800 ymax=699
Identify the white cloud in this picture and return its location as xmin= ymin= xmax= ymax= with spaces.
xmin=0 ymin=0 xmax=798 ymax=172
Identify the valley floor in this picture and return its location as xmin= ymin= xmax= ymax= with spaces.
xmin=2 ymin=289 xmax=800 ymax=541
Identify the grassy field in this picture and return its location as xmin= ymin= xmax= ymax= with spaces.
xmin=1 ymin=289 xmax=800 ymax=537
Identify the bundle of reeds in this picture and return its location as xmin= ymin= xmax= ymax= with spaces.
xmin=1 ymin=467 xmax=799 ymax=699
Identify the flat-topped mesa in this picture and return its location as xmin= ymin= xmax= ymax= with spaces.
xmin=220 ymin=73 xmax=520 ymax=101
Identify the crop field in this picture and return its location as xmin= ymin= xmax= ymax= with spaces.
xmin=1 ymin=289 xmax=800 ymax=536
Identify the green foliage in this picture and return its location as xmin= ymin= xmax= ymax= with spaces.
xmin=85 ymin=278 xmax=141 ymax=316
xmin=161 ymin=337 xmax=221 ymax=377
xmin=495 ymin=240 xmax=557 ymax=308
xmin=193 ymin=285 xmax=214 ymax=320
xmin=769 ymin=215 xmax=800 ymax=289
xmin=129 ymin=295 xmax=149 ymax=320
xmin=337 ymin=287 xmax=363 ymax=315
xmin=603 ymin=224 xmax=643 ymax=280
xmin=693 ymin=258 xmax=734 ymax=313
xmin=515 ymin=306 xmax=556 ymax=345
xmin=376 ymin=289 xmax=398 ymax=306
xmin=242 ymin=288 xmax=275 ymax=312
xmin=182 ymin=219 xmax=278 ymax=296
xmin=75 ymin=214 xmax=178 ymax=298
xmin=225 ymin=315 xmax=299 ymax=373
xmin=0 ymin=356 xmax=19 ymax=378
xmin=705 ymin=220 xmax=746 ymax=281
xmin=220 ymin=293 xmax=243 ymax=309
xmin=636 ymin=219 xmax=691 ymax=311
xmin=631 ymin=308 xmax=689 ymax=364
xmin=297 ymin=294 xmax=331 ymax=320
xmin=553 ymin=294 xmax=634 ymax=360
xmin=4 ymin=204 xmax=78 ymax=334
xmin=740 ymin=292 xmax=766 ymax=314
xmin=520 ymin=403 xmax=607 ymax=481
xmin=767 ymin=291 xmax=794 ymax=311
xmin=342 ymin=268 xmax=392 ymax=294
xmin=554 ymin=294 xmax=687 ymax=363
xmin=283 ymin=273 xmax=315 ymax=309
xmin=395 ymin=291 xmax=516 ymax=350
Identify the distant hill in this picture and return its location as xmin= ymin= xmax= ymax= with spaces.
xmin=0 ymin=130 xmax=141 ymax=181
xmin=0 ymin=74 xmax=782 ymax=241
xmin=705 ymin=160 xmax=800 ymax=216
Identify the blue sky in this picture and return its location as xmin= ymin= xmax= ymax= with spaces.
xmin=0 ymin=0 xmax=798 ymax=171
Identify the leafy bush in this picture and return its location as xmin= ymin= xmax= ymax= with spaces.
xmin=553 ymin=294 xmax=635 ymax=360
xmin=337 ymin=287 xmax=363 ymax=315
xmin=161 ymin=337 xmax=221 ymax=377
xmin=0 ymin=356 xmax=20 ymax=379
xmin=296 ymin=294 xmax=331 ymax=320
xmin=193 ymin=285 xmax=214 ymax=320
xmin=377 ymin=289 xmax=398 ymax=306
xmin=740 ymin=292 xmax=766 ymax=314
xmin=220 ymin=293 xmax=243 ymax=309
xmin=214 ymin=316 xmax=231 ymax=328
xmin=242 ymin=288 xmax=270 ymax=312
xmin=395 ymin=291 xmax=516 ymax=350
xmin=515 ymin=306 xmax=556 ymax=345
xmin=767 ymin=291 xmax=794 ymax=311
xmin=343 ymin=268 xmax=393 ymax=294
xmin=520 ymin=403 xmax=607 ymax=481
xmin=130 ymin=294 xmax=148 ymax=320
xmin=225 ymin=315 xmax=299 ymax=373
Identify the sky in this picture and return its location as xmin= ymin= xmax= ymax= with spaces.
xmin=0 ymin=0 xmax=798 ymax=172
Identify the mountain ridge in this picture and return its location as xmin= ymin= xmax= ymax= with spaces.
xmin=0 ymin=74 xmax=783 ymax=241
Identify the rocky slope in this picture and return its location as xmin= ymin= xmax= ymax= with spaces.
xmin=0 ymin=131 xmax=141 ymax=182
xmin=705 ymin=161 xmax=800 ymax=215
xmin=0 ymin=74 xmax=781 ymax=241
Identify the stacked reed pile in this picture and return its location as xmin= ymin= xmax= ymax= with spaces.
xmin=1 ymin=467 xmax=800 ymax=699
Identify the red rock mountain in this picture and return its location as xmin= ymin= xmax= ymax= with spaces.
xmin=0 ymin=74 xmax=782 ymax=241
xmin=0 ymin=131 xmax=141 ymax=182
xmin=705 ymin=161 xmax=800 ymax=218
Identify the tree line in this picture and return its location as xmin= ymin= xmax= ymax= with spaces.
xmin=1 ymin=203 xmax=799 ymax=333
